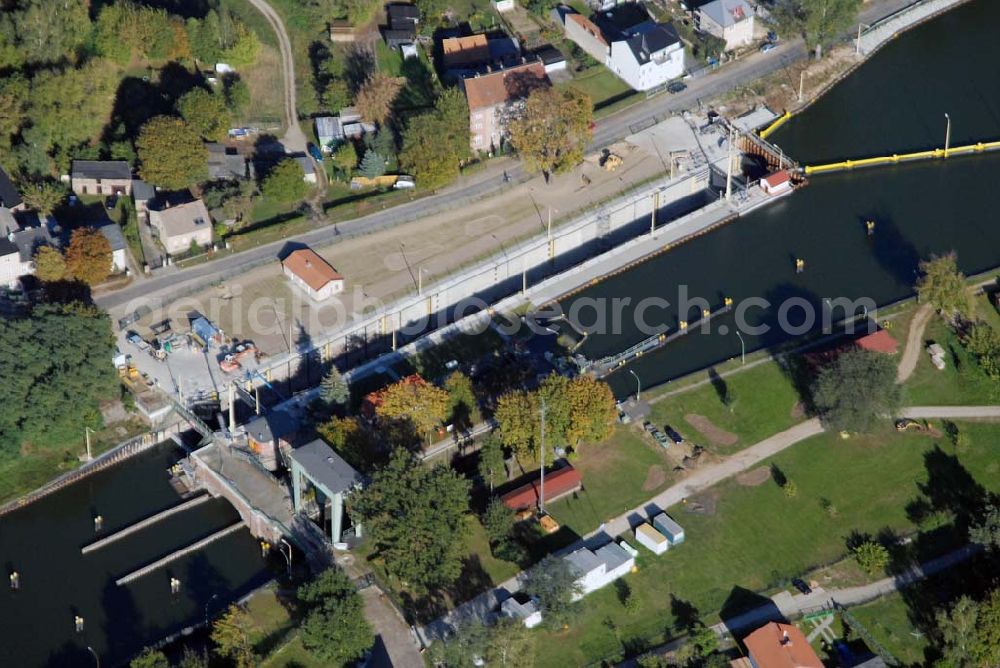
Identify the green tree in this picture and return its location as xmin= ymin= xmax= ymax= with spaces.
xmin=523 ymin=555 xmax=581 ymax=627
xmin=483 ymin=497 xmax=515 ymax=548
xmin=971 ymin=504 xmax=1000 ymax=552
xmin=444 ymin=371 xmax=477 ymax=431
xmin=477 ymin=434 xmax=506 ymax=492
xmin=351 ymin=449 xmax=470 ymax=592
xmin=15 ymin=0 xmax=90 ymax=66
xmin=211 ymin=604 xmax=256 ymax=668
xmin=0 ymin=74 xmax=28 ymax=149
xmin=296 ymin=569 xmax=374 ymax=664
xmin=221 ymin=21 xmax=261 ymax=67
xmin=399 ymin=112 xmax=460 ymax=189
xmin=27 ymin=60 xmax=119 ymax=159
xmin=130 ymin=648 xmax=170 ymax=668
xmin=331 ymin=142 xmax=358 ymax=177
xmin=494 ymin=389 xmax=539 ymax=460
xmin=936 ymin=590 xmax=1000 ymax=668
xmin=965 ymin=324 xmax=1000 ymax=382
xmin=65 ymin=228 xmax=112 ymax=286
xmin=178 ymin=88 xmax=232 ymax=142
xmin=358 ymin=149 xmax=386 ymax=179
xmin=485 ymin=616 xmax=535 ymax=667
xmin=21 ymin=178 xmax=66 ymax=214
xmin=187 ymin=11 xmax=222 ymax=62
xmin=399 ymin=90 xmax=469 ymax=189
xmin=772 ymin=0 xmax=861 ymax=59
xmin=852 ymin=539 xmax=889 ymax=575
xmin=0 ymin=303 xmax=118 ymax=455
xmin=316 ymin=416 xmax=379 ymax=472
xmin=917 ymin=253 xmax=974 ymax=321
xmin=812 ymin=348 xmax=901 ymax=433
xmin=321 ymin=366 xmax=350 ymax=405
xmin=262 ymin=158 xmax=308 ymax=204
xmin=509 ymin=86 xmax=592 ymax=179
xmin=137 ymin=116 xmax=209 ymax=189
xmin=33 ymin=246 xmax=66 ymax=282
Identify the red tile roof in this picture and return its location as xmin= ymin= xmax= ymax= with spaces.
xmin=744 ymin=623 xmax=823 ymax=668
xmin=463 ymin=61 xmax=549 ymax=110
xmin=855 ymin=329 xmax=899 ymax=354
xmin=501 ymin=465 xmax=582 ymax=511
xmin=282 ymin=249 xmax=343 ymax=292
xmin=763 ymin=170 xmax=790 ymax=188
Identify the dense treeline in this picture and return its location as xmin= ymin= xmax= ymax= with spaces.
xmin=0 ymin=0 xmax=258 ymax=180
xmin=0 ymin=303 xmax=119 ymax=457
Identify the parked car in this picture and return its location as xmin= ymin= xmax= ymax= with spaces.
xmin=760 ymin=42 xmax=778 ymax=53
xmin=125 ymin=331 xmax=149 ymax=350
xmin=307 ymin=143 xmax=324 ymax=162
xmin=791 ymin=578 xmax=812 ymax=594
xmin=667 ymin=81 xmax=687 ymax=94
xmin=663 ymin=425 xmax=685 ymax=445
xmin=106 ymin=195 xmax=118 ymax=210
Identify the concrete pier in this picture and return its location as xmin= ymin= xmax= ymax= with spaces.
xmin=115 ymin=522 xmax=244 ymax=586
xmin=81 ymin=495 xmax=211 ymax=554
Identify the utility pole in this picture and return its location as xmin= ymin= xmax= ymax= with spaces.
xmin=418 ymin=266 xmax=424 ymax=295
xmin=538 ymin=398 xmax=546 ymax=515
xmin=650 ymin=191 xmax=658 ymax=236
xmin=228 ymin=382 xmax=235 ymax=435
xmin=725 ymin=125 xmax=735 ymax=201
xmin=798 ymin=70 xmax=806 ymax=102
xmin=521 ymin=255 xmax=527 ymax=294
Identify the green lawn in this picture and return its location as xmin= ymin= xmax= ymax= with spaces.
xmin=560 ymin=66 xmax=634 ymax=109
xmin=0 ymin=417 xmax=147 ymax=506
xmin=647 ymin=360 xmax=803 ymax=455
xmin=531 ymin=422 xmax=1000 ymax=666
xmin=849 ymin=595 xmax=930 ymax=666
xmin=547 ymin=426 xmax=676 ymax=537
xmin=902 ymin=316 xmax=1000 ymax=405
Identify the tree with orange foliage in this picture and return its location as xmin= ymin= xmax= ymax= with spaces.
xmin=354 ymin=72 xmax=403 ymax=125
xmin=64 ymin=228 xmax=112 ymax=286
xmin=373 ymin=375 xmax=449 ymax=443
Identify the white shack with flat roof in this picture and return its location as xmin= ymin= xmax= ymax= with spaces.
xmin=651 ymin=513 xmax=685 ymax=545
xmin=635 ymin=523 xmax=669 ymax=555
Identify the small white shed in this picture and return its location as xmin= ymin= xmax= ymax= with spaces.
xmin=500 ymin=596 xmax=543 ymax=628
xmin=635 ymin=523 xmax=669 ymax=555
xmin=652 ymin=513 xmax=685 ymax=545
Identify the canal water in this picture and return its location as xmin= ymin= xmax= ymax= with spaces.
xmin=0 ymin=444 xmax=277 ymax=667
xmin=565 ymin=0 xmax=1000 ymax=397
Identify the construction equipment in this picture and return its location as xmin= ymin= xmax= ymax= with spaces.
xmin=219 ymin=341 xmax=257 ymax=373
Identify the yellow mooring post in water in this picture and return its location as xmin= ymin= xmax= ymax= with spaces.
xmin=795 ymin=258 xmax=806 ymax=273
xmin=866 ymin=220 xmax=875 ymax=236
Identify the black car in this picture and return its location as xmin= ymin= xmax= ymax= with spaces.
xmin=791 ymin=578 xmax=812 ymax=594
xmin=663 ymin=425 xmax=685 ymax=445
xmin=667 ymin=81 xmax=687 ymax=94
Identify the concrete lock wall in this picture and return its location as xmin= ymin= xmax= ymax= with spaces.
xmin=858 ymin=0 xmax=971 ymax=56
xmin=192 ymin=452 xmax=284 ymax=544
xmin=261 ymin=166 xmax=710 ymax=384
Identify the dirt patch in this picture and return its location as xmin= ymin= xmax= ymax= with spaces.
xmin=683 ymin=489 xmax=718 ymax=516
xmin=790 ymin=402 xmax=806 ymax=419
xmin=641 ymin=465 xmax=667 ymax=492
xmin=685 ymin=414 xmax=737 ymax=446
xmin=736 ymin=467 xmax=772 ymax=487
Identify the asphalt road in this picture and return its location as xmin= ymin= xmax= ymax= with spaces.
xmin=95 ymin=0 xmax=917 ymax=315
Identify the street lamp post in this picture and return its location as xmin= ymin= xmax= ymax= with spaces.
xmin=83 ymin=426 xmax=94 ymax=461
xmin=279 ymin=538 xmax=293 ymax=578
xmin=86 ymin=646 xmax=99 ymax=668
xmin=628 ymin=369 xmax=641 ymax=401
xmin=735 ymin=330 xmax=745 ymax=365
xmin=855 ymin=23 xmax=870 ymax=56
xmin=944 ymin=113 xmax=951 ymax=157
